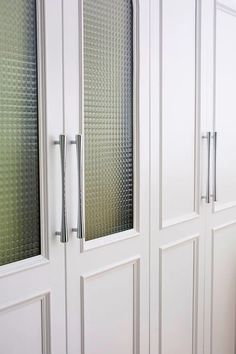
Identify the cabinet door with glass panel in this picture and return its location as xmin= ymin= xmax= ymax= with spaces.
xmin=64 ymin=0 xmax=150 ymax=353
xmin=0 ymin=1 xmax=66 ymax=353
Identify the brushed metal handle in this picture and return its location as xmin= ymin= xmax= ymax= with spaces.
xmin=213 ymin=131 xmax=217 ymax=202
xmin=202 ymin=132 xmax=211 ymax=203
xmin=55 ymin=135 xmax=68 ymax=243
xmin=71 ymin=134 xmax=83 ymax=239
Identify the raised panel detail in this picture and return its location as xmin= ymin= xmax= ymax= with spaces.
xmin=0 ymin=294 xmax=50 ymax=354
xmin=160 ymin=236 xmax=198 ymax=354
xmin=214 ymin=4 xmax=236 ymax=212
xmin=160 ymin=0 xmax=200 ymax=226
xmin=211 ymin=222 xmax=236 ymax=354
xmin=81 ymin=259 xmax=139 ymax=354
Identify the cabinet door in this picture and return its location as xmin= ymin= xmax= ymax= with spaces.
xmin=63 ymin=0 xmax=150 ymax=353
xmin=204 ymin=1 xmax=236 ymax=353
xmin=0 ymin=1 xmax=66 ymax=353
xmin=150 ymin=0 xmax=206 ymax=353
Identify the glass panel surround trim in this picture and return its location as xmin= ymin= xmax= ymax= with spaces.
xmin=83 ymin=0 xmax=135 ymax=241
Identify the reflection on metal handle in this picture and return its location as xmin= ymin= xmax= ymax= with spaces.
xmin=213 ymin=132 xmax=217 ymax=202
xmin=71 ymin=135 xmax=83 ymax=239
xmin=55 ymin=135 xmax=68 ymax=243
xmin=202 ymin=132 xmax=211 ymax=203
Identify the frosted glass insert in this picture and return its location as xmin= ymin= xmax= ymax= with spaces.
xmin=83 ymin=0 xmax=134 ymax=240
xmin=0 ymin=0 xmax=40 ymax=266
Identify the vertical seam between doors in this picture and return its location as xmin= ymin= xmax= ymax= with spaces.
xmin=61 ymin=0 xmax=68 ymax=352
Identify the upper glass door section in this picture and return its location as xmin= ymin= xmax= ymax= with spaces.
xmin=0 ymin=0 xmax=40 ymax=265
xmin=83 ymin=0 xmax=134 ymax=241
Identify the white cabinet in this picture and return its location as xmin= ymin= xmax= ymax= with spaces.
xmin=0 ymin=1 xmax=150 ymax=354
xmin=0 ymin=0 xmax=235 ymax=353
xmin=150 ymin=0 xmax=236 ymax=353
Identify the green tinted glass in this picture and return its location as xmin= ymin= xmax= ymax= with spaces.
xmin=83 ymin=0 xmax=134 ymax=241
xmin=0 ymin=0 xmax=40 ymax=265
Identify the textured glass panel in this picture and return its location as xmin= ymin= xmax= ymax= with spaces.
xmin=0 ymin=0 xmax=40 ymax=265
xmin=84 ymin=0 xmax=134 ymax=240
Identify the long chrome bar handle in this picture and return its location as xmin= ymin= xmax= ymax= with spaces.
xmin=55 ymin=135 xmax=68 ymax=243
xmin=71 ymin=135 xmax=83 ymax=239
xmin=202 ymin=132 xmax=211 ymax=203
xmin=213 ymin=131 xmax=217 ymax=202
